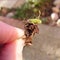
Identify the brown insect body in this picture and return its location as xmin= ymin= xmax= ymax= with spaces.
xmin=24 ymin=22 xmax=39 ymax=45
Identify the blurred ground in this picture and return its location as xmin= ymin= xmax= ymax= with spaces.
xmin=1 ymin=19 xmax=60 ymax=60
xmin=23 ymin=24 xmax=60 ymax=60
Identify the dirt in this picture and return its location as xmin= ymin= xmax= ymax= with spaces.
xmin=23 ymin=24 xmax=60 ymax=60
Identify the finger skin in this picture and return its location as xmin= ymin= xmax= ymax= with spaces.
xmin=0 ymin=39 xmax=25 ymax=60
xmin=0 ymin=21 xmax=24 ymax=44
xmin=0 ymin=21 xmax=25 ymax=60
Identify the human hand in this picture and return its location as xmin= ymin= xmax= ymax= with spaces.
xmin=0 ymin=21 xmax=25 ymax=60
